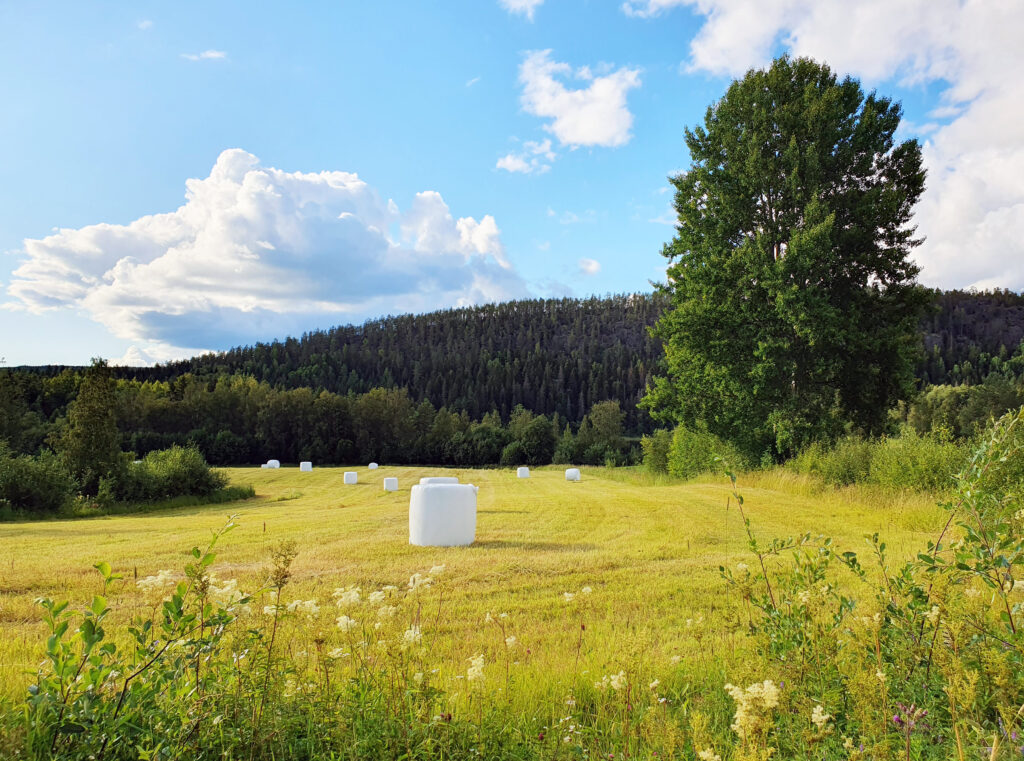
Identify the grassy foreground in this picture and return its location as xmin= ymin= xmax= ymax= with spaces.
xmin=0 ymin=466 xmax=940 ymax=698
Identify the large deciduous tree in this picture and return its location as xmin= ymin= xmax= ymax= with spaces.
xmin=644 ymin=56 xmax=929 ymax=460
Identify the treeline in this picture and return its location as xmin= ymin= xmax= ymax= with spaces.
xmin=0 ymin=368 xmax=633 ymax=468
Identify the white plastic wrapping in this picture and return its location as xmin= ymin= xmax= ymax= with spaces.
xmin=368 ymin=462 xmax=379 ymax=470
xmin=565 ymin=468 xmax=581 ymax=481
xmin=517 ymin=467 xmax=530 ymax=478
xmin=260 ymin=464 xmax=270 ymax=469
xmin=383 ymin=477 xmax=398 ymax=492
xmin=299 ymin=461 xmax=312 ymax=472
xmin=344 ymin=471 xmax=358 ymax=485
xmin=419 ymin=476 xmax=460 ymax=485
xmin=266 ymin=460 xmax=281 ymax=469
xmin=409 ymin=483 xmax=477 ymax=546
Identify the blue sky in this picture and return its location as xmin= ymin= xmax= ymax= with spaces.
xmin=2 ymin=0 xmax=1021 ymax=365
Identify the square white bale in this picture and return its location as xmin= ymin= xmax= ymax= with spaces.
xmin=409 ymin=483 xmax=477 ymax=546
xmin=565 ymin=468 xmax=581 ymax=481
xmin=383 ymin=477 xmax=398 ymax=491
xmin=299 ymin=461 xmax=312 ymax=472
xmin=517 ymin=467 xmax=530 ymax=478
xmin=344 ymin=471 xmax=358 ymax=485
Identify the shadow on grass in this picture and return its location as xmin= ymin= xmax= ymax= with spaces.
xmin=477 ymin=509 xmax=527 ymax=515
xmin=470 ymin=539 xmax=597 ymax=552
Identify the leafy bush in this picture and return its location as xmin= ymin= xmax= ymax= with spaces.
xmin=98 ymin=445 xmax=227 ymax=505
xmin=667 ymin=426 xmax=747 ymax=479
xmin=789 ymin=435 xmax=874 ymax=486
xmin=498 ymin=440 xmax=527 ymax=467
xmin=640 ymin=429 xmax=672 ymax=474
xmin=0 ymin=444 xmax=78 ymax=515
xmin=867 ymin=428 xmax=967 ymax=491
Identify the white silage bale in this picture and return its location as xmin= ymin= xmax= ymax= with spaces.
xmin=383 ymin=477 xmax=398 ymax=492
xmin=517 ymin=467 xmax=530 ymax=478
xmin=419 ymin=476 xmax=460 ymax=485
xmin=409 ymin=483 xmax=477 ymax=546
xmin=299 ymin=461 xmax=312 ymax=472
xmin=260 ymin=464 xmax=270 ymax=469
xmin=344 ymin=471 xmax=358 ymax=485
xmin=267 ymin=460 xmax=281 ymax=469
xmin=565 ymin=468 xmax=581 ymax=482
xmin=368 ymin=462 xmax=379 ymax=470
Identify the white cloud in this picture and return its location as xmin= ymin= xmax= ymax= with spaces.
xmin=137 ymin=19 xmax=153 ymax=30
xmin=624 ymin=0 xmax=1024 ymax=290
xmin=578 ymin=258 xmax=601 ymax=276
xmin=181 ymin=50 xmax=227 ymax=61
xmin=499 ymin=0 xmax=544 ymax=21
xmin=5 ymin=150 xmax=527 ymax=361
xmin=518 ymin=50 xmax=642 ymax=148
xmin=466 ymin=76 xmax=481 ymax=87
xmin=496 ymin=138 xmax=556 ymax=174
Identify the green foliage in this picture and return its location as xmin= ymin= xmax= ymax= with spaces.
xmin=55 ymin=359 xmax=120 ymax=495
xmin=0 ymin=442 xmax=78 ymax=515
xmin=97 ymin=445 xmax=228 ymax=505
xmin=867 ymin=428 xmax=967 ymax=491
xmin=667 ymin=426 xmax=747 ymax=480
xmin=640 ymin=429 xmax=672 ymax=474
xmin=788 ymin=435 xmax=874 ymax=486
xmin=908 ymin=373 xmax=1024 ymax=439
xmin=646 ymin=56 xmax=929 ymax=460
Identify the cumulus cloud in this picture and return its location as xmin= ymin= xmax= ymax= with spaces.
xmin=181 ymin=50 xmax=227 ymax=61
xmin=623 ymin=0 xmax=1024 ymax=290
xmin=499 ymin=0 xmax=544 ymax=21
xmin=518 ymin=50 xmax=642 ymax=148
xmin=496 ymin=139 xmax=556 ymax=174
xmin=578 ymin=258 xmax=601 ymax=276
xmin=5 ymin=150 xmax=527 ymax=361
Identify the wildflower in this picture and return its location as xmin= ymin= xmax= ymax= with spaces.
xmin=965 ymin=587 xmax=981 ymax=599
xmin=876 ymin=669 xmax=886 ymax=682
xmin=736 ymin=562 xmax=749 ymax=573
xmin=429 ymin=564 xmax=446 ymax=575
xmin=485 ymin=611 xmax=494 ymax=624
xmin=413 ymin=672 xmax=424 ymax=684
xmin=796 ymin=589 xmax=811 ymax=605
xmin=408 ymin=573 xmax=432 ymax=591
xmin=648 ymin=678 xmax=660 ymax=690
xmin=724 ymin=680 xmax=780 ymax=740
xmin=609 ymin=671 xmax=627 ymax=691
xmin=670 ymin=655 xmax=681 ymax=664
xmin=336 ymin=615 xmax=358 ymax=632
xmin=697 ymin=750 xmax=721 ymax=761
xmin=403 ymin=625 xmax=423 ymax=645
xmin=333 ymin=586 xmax=361 ymax=606
xmin=505 ymin=635 xmax=517 ymax=648
xmin=327 ymin=648 xmax=347 ymax=659
xmin=563 ymin=592 xmax=576 ymax=603
xmin=811 ymin=704 xmax=833 ymax=733
xmin=843 ymin=736 xmax=854 ymax=750
xmin=499 ymin=612 xmax=509 ymax=619
xmin=377 ymin=605 xmax=398 ymax=618
xmin=263 ymin=604 xmax=284 ymax=615
xmin=368 ymin=590 xmax=386 ymax=604
xmin=382 ymin=584 xmax=398 ymax=593
xmin=467 ymin=654 xmax=485 ymax=684
xmin=924 ymin=605 xmax=940 ymax=624
xmin=286 ymin=599 xmax=320 ymax=617
xmin=581 ymin=586 xmax=593 ymax=595
xmin=136 ymin=569 xmax=177 ymax=591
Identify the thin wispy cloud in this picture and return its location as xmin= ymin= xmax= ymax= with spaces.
xmin=137 ymin=20 xmax=153 ymax=30
xmin=465 ymin=76 xmax=481 ymax=87
xmin=181 ymin=50 xmax=227 ymax=61
xmin=496 ymin=139 xmax=556 ymax=174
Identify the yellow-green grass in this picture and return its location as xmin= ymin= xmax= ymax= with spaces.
xmin=0 ymin=465 xmax=944 ymax=706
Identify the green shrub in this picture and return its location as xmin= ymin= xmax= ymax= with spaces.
xmin=640 ymin=429 xmax=672 ymax=474
xmin=867 ymin=427 xmax=967 ymax=491
xmin=498 ymin=440 xmax=527 ymax=467
xmin=98 ymin=445 xmax=227 ymax=505
xmin=0 ymin=444 xmax=78 ymax=515
xmin=667 ymin=426 xmax=746 ymax=479
xmin=789 ymin=435 xmax=873 ymax=486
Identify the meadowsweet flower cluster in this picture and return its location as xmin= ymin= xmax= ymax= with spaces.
xmin=333 ymin=586 xmax=361 ymax=605
xmin=697 ymin=749 xmax=721 ymax=761
xmin=810 ymin=704 xmax=833 ymax=734
xmin=466 ymin=654 xmax=485 ymax=684
xmin=724 ymin=679 xmax=781 ymax=741
xmin=136 ymin=569 xmax=178 ymax=591
xmin=286 ymin=599 xmax=319 ymax=617
xmin=336 ymin=614 xmax=358 ymax=632
xmin=403 ymin=625 xmax=422 ymax=645
xmin=408 ymin=572 xmax=432 ymax=591
xmin=594 ymin=670 xmax=627 ymax=691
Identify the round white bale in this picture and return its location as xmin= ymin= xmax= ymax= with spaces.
xmin=343 ymin=471 xmax=358 ymax=485
xmin=299 ymin=461 xmax=312 ymax=472
xmin=260 ymin=464 xmax=269 ymax=469
xmin=565 ymin=468 xmax=581 ymax=481
xmin=368 ymin=462 xmax=379 ymax=470
xmin=383 ymin=477 xmax=398 ymax=492
xmin=419 ymin=476 xmax=460 ymax=485
xmin=409 ymin=483 xmax=477 ymax=546
xmin=516 ymin=466 xmax=530 ymax=478
xmin=267 ymin=459 xmax=281 ymax=469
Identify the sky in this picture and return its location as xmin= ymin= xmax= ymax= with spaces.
xmin=1 ymin=0 xmax=1022 ymax=366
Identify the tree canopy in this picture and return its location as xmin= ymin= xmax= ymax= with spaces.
xmin=644 ymin=56 xmax=929 ymax=459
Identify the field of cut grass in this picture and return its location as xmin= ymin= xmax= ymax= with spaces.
xmin=0 ymin=464 xmax=944 ymax=705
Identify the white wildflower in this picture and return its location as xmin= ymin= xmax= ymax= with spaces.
xmin=505 ymin=636 xmax=517 ymax=648
xmin=697 ymin=750 xmax=721 ymax=761
xmin=403 ymin=625 xmax=422 ymax=645
xmin=286 ymin=599 xmax=320 ymax=617
xmin=336 ymin=615 xmax=358 ymax=632
xmin=924 ymin=605 xmax=940 ymax=624
xmin=649 ymin=679 xmax=660 ymax=690
xmin=563 ymin=592 xmax=575 ymax=603
xmin=408 ymin=573 xmax=432 ymax=591
xmin=413 ymin=672 xmax=424 ymax=684
xmin=811 ymin=704 xmax=833 ymax=733
xmin=580 ymin=586 xmax=592 ymax=595
xmin=736 ymin=562 xmax=749 ymax=573
xmin=377 ymin=605 xmax=398 ymax=618
xmin=136 ymin=569 xmax=177 ymax=591
xmin=333 ymin=586 xmax=361 ymax=606
xmin=368 ymin=590 xmax=386 ymax=604
xmin=467 ymin=654 xmax=485 ymax=684
xmin=609 ymin=671 xmax=627 ymax=691
xmin=429 ymin=564 xmax=446 ymax=575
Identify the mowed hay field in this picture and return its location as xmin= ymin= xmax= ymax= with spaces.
xmin=0 ymin=465 xmax=944 ymax=705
